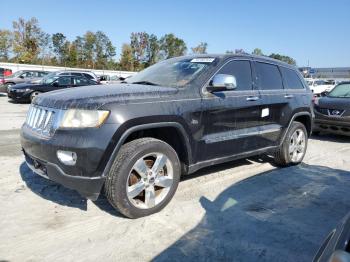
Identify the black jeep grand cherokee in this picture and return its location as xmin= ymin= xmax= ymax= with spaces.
xmin=21 ymin=54 xmax=313 ymax=218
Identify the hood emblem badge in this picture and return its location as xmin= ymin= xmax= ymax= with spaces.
xmin=330 ymin=110 xmax=341 ymax=116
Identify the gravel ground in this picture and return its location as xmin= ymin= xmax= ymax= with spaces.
xmin=0 ymin=94 xmax=349 ymax=262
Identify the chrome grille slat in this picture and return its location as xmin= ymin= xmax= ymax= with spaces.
xmin=25 ymin=105 xmax=58 ymax=137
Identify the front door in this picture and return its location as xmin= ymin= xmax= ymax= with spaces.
xmin=198 ymin=59 xmax=262 ymax=162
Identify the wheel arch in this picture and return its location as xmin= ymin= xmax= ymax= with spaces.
xmin=102 ymin=122 xmax=192 ymax=177
xmin=280 ymin=112 xmax=313 ymax=145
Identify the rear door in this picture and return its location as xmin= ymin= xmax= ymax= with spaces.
xmin=199 ymin=59 xmax=262 ymax=161
xmin=253 ymin=60 xmax=288 ymax=148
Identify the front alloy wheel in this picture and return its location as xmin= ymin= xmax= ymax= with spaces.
xmin=105 ymin=138 xmax=180 ymax=218
xmin=127 ymin=153 xmax=174 ymax=209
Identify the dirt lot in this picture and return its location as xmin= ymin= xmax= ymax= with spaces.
xmin=0 ymin=94 xmax=349 ymax=262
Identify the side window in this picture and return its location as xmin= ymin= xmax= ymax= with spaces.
xmin=83 ymin=73 xmax=94 ymax=80
xmin=73 ymin=77 xmax=89 ymax=86
xmin=216 ymin=60 xmax=253 ymax=91
xmin=280 ymin=67 xmax=304 ymax=89
xmin=57 ymin=76 xmax=72 ymax=86
xmin=72 ymin=73 xmax=82 ymax=77
xmin=256 ymin=62 xmax=283 ymax=90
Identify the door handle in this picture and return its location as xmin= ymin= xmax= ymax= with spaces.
xmin=246 ymin=96 xmax=260 ymax=101
xmin=284 ymin=94 xmax=294 ymax=99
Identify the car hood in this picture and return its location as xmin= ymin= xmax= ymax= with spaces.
xmin=33 ymin=83 xmax=179 ymax=110
xmin=318 ymin=96 xmax=350 ymax=110
xmin=10 ymin=82 xmax=42 ymax=90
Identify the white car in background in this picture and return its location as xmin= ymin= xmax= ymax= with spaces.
xmin=306 ymin=79 xmax=335 ymax=95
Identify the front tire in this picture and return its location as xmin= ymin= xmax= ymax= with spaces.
xmin=274 ymin=121 xmax=308 ymax=166
xmin=30 ymin=91 xmax=41 ymax=102
xmin=105 ymin=138 xmax=181 ymax=218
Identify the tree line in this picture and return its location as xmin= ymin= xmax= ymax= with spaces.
xmin=0 ymin=17 xmax=296 ymax=72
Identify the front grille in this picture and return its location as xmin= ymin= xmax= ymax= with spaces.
xmin=25 ymin=105 xmax=58 ymax=137
xmin=315 ymin=106 xmax=345 ymax=117
xmin=315 ymin=107 xmax=329 ymax=115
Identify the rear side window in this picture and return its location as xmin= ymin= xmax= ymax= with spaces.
xmin=281 ymin=67 xmax=304 ymax=89
xmin=216 ymin=60 xmax=253 ymax=91
xmin=83 ymin=73 xmax=94 ymax=80
xmin=256 ymin=62 xmax=283 ymax=90
xmin=73 ymin=77 xmax=90 ymax=86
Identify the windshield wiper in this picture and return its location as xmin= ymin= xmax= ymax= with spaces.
xmin=131 ymin=81 xmax=158 ymax=86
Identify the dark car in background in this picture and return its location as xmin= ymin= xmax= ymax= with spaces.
xmin=3 ymin=70 xmax=49 ymax=88
xmin=313 ymin=82 xmax=350 ymax=136
xmin=8 ymin=74 xmax=98 ymax=102
xmin=30 ymin=70 xmax=100 ymax=84
xmin=313 ymin=212 xmax=350 ymax=262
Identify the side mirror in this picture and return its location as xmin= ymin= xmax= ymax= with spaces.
xmin=19 ymin=75 xmax=24 ymax=79
xmin=52 ymin=82 xmax=59 ymax=87
xmin=321 ymin=91 xmax=329 ymax=97
xmin=207 ymin=74 xmax=237 ymax=92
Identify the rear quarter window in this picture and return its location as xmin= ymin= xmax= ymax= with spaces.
xmin=256 ymin=62 xmax=283 ymax=90
xmin=83 ymin=73 xmax=94 ymax=80
xmin=281 ymin=67 xmax=304 ymax=89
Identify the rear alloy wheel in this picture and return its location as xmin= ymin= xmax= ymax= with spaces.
xmin=105 ymin=138 xmax=180 ymax=218
xmin=274 ymin=121 xmax=308 ymax=166
xmin=30 ymin=91 xmax=41 ymax=102
xmin=288 ymin=128 xmax=306 ymax=162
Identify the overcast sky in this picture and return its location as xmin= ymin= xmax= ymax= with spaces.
xmin=1 ymin=0 xmax=349 ymax=67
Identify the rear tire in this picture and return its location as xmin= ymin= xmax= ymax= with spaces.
xmin=105 ymin=138 xmax=181 ymax=218
xmin=274 ymin=121 xmax=308 ymax=166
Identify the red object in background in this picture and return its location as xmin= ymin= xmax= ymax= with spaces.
xmin=4 ymin=69 xmax=12 ymax=76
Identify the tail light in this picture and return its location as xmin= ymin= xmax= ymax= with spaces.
xmin=0 ymin=78 xmax=4 ymax=84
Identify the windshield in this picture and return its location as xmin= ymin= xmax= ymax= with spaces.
xmin=40 ymin=72 xmax=59 ymax=84
xmin=8 ymin=71 xmax=24 ymax=78
xmin=314 ymin=80 xmax=325 ymax=86
xmin=307 ymin=81 xmax=313 ymax=86
xmin=328 ymin=83 xmax=350 ymax=98
xmin=126 ymin=57 xmax=215 ymax=88
xmin=41 ymin=74 xmax=59 ymax=85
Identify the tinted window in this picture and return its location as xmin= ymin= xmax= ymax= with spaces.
xmin=72 ymin=73 xmax=82 ymax=76
xmin=57 ymin=76 xmax=71 ymax=86
xmin=216 ymin=60 xmax=252 ymax=91
xmin=281 ymin=67 xmax=304 ymax=89
xmin=83 ymin=73 xmax=94 ymax=80
xmin=73 ymin=77 xmax=90 ymax=86
xmin=256 ymin=62 xmax=283 ymax=90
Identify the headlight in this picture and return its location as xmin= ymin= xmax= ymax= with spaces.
xmin=25 ymin=88 xmax=31 ymax=92
xmin=60 ymin=109 xmax=110 ymax=128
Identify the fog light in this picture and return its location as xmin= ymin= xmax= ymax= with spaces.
xmin=57 ymin=150 xmax=77 ymax=166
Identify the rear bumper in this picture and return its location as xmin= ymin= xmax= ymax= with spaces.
xmin=24 ymin=151 xmax=105 ymax=200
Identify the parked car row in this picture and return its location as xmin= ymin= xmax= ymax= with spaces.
xmin=1 ymin=69 xmax=101 ymax=103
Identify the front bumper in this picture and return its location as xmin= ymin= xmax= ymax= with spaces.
xmin=314 ymin=111 xmax=350 ymax=136
xmin=24 ymin=151 xmax=105 ymax=200
xmin=21 ymin=122 xmax=119 ymax=200
xmin=8 ymin=89 xmax=31 ymax=101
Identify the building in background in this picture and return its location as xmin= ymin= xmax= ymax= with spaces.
xmin=299 ymin=67 xmax=350 ymax=79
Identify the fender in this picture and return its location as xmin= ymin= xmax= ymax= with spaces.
xmin=101 ymin=122 xmax=192 ymax=177
xmin=279 ymin=111 xmax=313 ymax=146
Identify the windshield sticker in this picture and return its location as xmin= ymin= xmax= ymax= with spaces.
xmin=190 ymin=58 xmax=215 ymax=63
